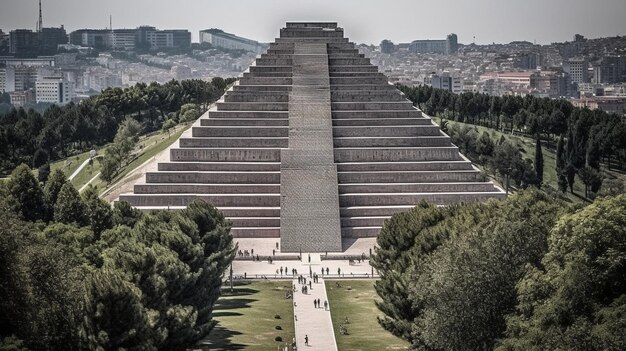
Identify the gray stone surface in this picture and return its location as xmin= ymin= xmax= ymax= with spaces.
xmin=280 ymin=42 xmax=342 ymax=252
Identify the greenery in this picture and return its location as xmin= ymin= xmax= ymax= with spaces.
xmin=400 ymin=84 xmax=626 ymax=197
xmin=371 ymin=189 xmax=626 ymax=350
xmin=326 ymin=280 xmax=410 ymax=351
xmin=0 ymin=165 xmax=236 ymax=351
xmin=0 ymin=77 xmax=237 ymax=176
xmin=201 ymin=281 xmax=295 ymax=351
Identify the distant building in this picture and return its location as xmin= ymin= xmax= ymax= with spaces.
xmin=9 ymin=88 xmax=36 ymax=107
xmin=515 ymin=52 xmax=542 ymax=70
xmin=380 ymin=39 xmax=396 ymax=54
xmin=0 ymin=56 xmax=56 ymax=67
xmin=1 ymin=65 xmax=39 ymax=92
xmin=408 ymin=33 xmax=458 ymax=55
xmin=424 ymin=73 xmax=463 ymax=93
xmin=478 ymin=71 xmax=539 ymax=96
xmin=69 ymin=29 xmax=109 ymax=49
xmin=36 ymin=72 xmax=75 ymax=104
xmin=38 ymin=26 xmax=68 ymax=54
xmin=9 ymin=29 xmax=39 ymax=56
xmin=592 ymin=56 xmax=621 ymax=84
xmin=572 ymin=96 xmax=626 ymax=115
xmin=199 ymin=29 xmax=264 ymax=53
xmin=110 ymin=29 xmax=137 ymax=50
xmin=566 ymin=57 xmax=589 ymax=84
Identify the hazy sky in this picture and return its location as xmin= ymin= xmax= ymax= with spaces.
xmin=1 ymin=0 xmax=625 ymax=45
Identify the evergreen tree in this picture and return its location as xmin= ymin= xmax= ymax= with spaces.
xmin=556 ymin=135 xmax=568 ymax=192
xmin=82 ymin=186 xmax=113 ymax=237
xmin=565 ymin=129 xmax=577 ymax=193
xmin=53 ymin=183 xmax=87 ymax=226
xmin=535 ymin=137 xmax=544 ymax=187
xmin=43 ymin=169 xmax=67 ymax=220
xmin=6 ymin=164 xmax=45 ymax=222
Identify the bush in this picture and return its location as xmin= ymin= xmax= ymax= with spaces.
xmin=274 ymin=336 xmax=283 ymax=342
xmin=275 ymin=325 xmax=282 ymax=330
xmin=274 ymin=314 xmax=281 ymax=319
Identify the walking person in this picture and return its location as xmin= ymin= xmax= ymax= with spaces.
xmin=314 ymin=299 xmax=317 ymax=308
xmin=304 ymin=334 xmax=309 ymax=346
xmin=338 ymin=267 xmax=341 ymax=276
xmin=326 ymin=267 xmax=329 ymax=275
xmin=324 ymin=300 xmax=328 ymax=310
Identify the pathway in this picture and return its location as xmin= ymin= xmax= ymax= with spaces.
xmin=292 ymin=255 xmax=338 ymax=350
xmin=68 ymin=157 xmax=91 ymax=181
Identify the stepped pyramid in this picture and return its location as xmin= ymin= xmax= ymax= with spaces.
xmin=118 ymin=22 xmax=505 ymax=252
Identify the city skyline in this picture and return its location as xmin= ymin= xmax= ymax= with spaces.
xmin=0 ymin=0 xmax=625 ymax=45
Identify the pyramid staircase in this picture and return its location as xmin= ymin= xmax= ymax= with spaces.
xmin=118 ymin=22 xmax=505 ymax=251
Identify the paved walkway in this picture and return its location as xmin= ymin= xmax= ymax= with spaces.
xmin=293 ymin=275 xmax=337 ymax=351
xmin=68 ymin=157 xmax=91 ymax=181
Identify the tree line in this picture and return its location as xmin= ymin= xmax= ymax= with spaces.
xmin=0 ymin=77 xmax=237 ymax=176
xmin=371 ymin=190 xmax=626 ymax=350
xmin=0 ymin=164 xmax=236 ymax=350
xmin=399 ymin=84 xmax=626 ymax=197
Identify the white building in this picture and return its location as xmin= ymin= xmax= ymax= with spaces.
xmin=36 ymin=74 xmax=75 ymax=104
xmin=199 ymin=29 xmax=264 ymax=53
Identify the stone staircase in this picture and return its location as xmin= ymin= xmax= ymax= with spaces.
xmin=117 ymin=22 xmax=505 ymax=250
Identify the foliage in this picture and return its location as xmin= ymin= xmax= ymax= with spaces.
xmin=498 ymin=194 xmax=626 ymax=351
xmin=5 ymin=164 xmax=45 ymax=222
xmin=0 ymin=78 xmax=236 ymax=175
xmin=0 ymin=166 xmax=236 ymax=350
xmin=372 ymin=190 xmax=571 ymax=350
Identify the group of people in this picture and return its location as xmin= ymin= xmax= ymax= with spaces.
xmin=276 ymin=266 xmax=299 ymax=276
xmin=313 ymin=298 xmax=328 ymax=310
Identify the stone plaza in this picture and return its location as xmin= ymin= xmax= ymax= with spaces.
xmin=118 ymin=22 xmax=505 ymax=253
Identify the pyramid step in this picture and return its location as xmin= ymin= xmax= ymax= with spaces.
xmin=224 ymin=92 xmax=289 ymax=102
xmin=238 ymin=77 xmax=293 ymax=85
xmin=332 ymin=110 xmax=422 ymax=118
xmin=242 ymin=71 xmax=292 ymax=78
xmin=331 ymin=92 xmax=405 ymax=101
xmin=171 ymin=148 xmax=281 ymax=162
xmin=332 ymin=118 xmax=431 ymax=126
xmin=146 ymin=171 xmax=280 ymax=184
xmin=208 ymin=110 xmax=289 ymax=119
xmin=220 ymin=207 xmax=280 ymax=217
xmin=329 ymin=58 xmax=370 ymax=65
xmin=275 ymin=37 xmax=349 ymax=43
xmin=200 ymin=118 xmax=289 ymax=127
xmin=341 ymin=216 xmax=390 ymax=227
xmin=334 ymin=147 xmax=463 ymax=162
xmin=331 ymin=84 xmax=396 ymax=91
xmin=192 ymin=126 xmax=288 ymax=137
xmin=249 ymin=65 xmax=292 ymax=73
xmin=232 ymin=85 xmax=292 ymax=92
xmin=329 ymin=72 xmax=385 ymax=78
xmin=341 ymin=226 xmax=382 ymax=238
xmin=134 ymin=183 xmax=280 ymax=194
xmin=231 ymin=227 xmax=280 ymax=238
xmin=333 ymin=125 xmax=442 ymax=137
xmin=329 ymin=65 xmax=378 ymax=73
xmin=230 ymin=217 xmax=281 ymax=227
xmin=337 ymin=170 xmax=480 ymax=183
xmin=180 ymin=137 xmax=288 ymax=148
xmin=339 ymin=191 xmax=506 ymax=207
xmin=334 ymin=136 xmax=451 ymax=148
xmin=339 ymin=182 xmax=500 ymax=193
xmin=330 ymin=77 xmax=388 ymax=85
xmin=336 ymin=161 xmax=474 ymax=172
xmin=332 ymin=101 xmax=413 ymax=110
xmin=216 ymin=102 xmax=289 ymax=111
xmin=158 ymin=162 xmax=281 ymax=172
xmin=255 ymin=58 xmax=292 ymax=66
xmin=118 ymin=194 xmax=280 ymax=207
xmin=340 ymin=205 xmax=415 ymax=217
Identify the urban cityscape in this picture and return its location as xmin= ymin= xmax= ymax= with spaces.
xmin=0 ymin=1 xmax=625 ymax=351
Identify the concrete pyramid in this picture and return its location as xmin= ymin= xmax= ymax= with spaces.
xmin=118 ymin=22 xmax=505 ymax=252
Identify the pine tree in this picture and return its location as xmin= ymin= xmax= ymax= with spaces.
xmin=556 ymin=136 xmax=568 ymax=192
xmin=535 ymin=137 xmax=544 ymax=187
xmin=44 ymin=169 xmax=67 ymax=220
xmin=82 ymin=186 xmax=113 ymax=237
xmin=54 ymin=183 xmax=87 ymax=226
xmin=565 ymin=129 xmax=577 ymax=193
xmin=6 ymin=164 xmax=45 ymax=221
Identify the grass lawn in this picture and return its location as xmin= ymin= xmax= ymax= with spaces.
xmin=326 ymin=280 xmax=409 ymax=351
xmin=199 ymin=281 xmax=295 ymax=351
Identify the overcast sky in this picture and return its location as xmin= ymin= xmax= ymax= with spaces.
xmin=1 ymin=0 xmax=625 ymax=45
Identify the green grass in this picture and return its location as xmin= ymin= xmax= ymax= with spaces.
xmin=326 ymin=280 xmax=409 ymax=351
xmin=200 ymin=281 xmax=295 ymax=351
xmin=432 ymin=117 xmax=618 ymax=203
xmin=50 ymin=151 xmax=91 ymax=177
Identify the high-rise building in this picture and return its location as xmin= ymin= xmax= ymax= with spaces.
xmin=446 ymin=33 xmax=458 ymax=54
xmin=69 ymin=29 xmax=109 ymax=49
xmin=36 ymin=72 xmax=75 ymax=104
xmin=380 ymin=39 xmax=396 ymax=54
xmin=593 ymin=56 xmax=621 ymax=84
xmin=199 ymin=28 xmax=264 ymax=53
xmin=9 ymin=29 xmax=40 ymax=56
xmin=38 ymin=26 xmax=67 ymax=55
xmin=567 ymin=57 xmax=589 ymax=84
xmin=110 ymin=29 xmax=137 ymax=50
xmin=2 ymin=66 xmax=39 ymax=92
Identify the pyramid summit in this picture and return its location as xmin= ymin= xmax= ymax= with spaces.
xmin=118 ymin=22 xmax=505 ymax=252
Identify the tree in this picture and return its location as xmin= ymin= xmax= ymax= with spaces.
xmin=578 ymin=166 xmax=602 ymax=198
xmin=82 ymin=186 xmax=113 ymax=237
xmin=53 ymin=183 xmax=87 ymax=226
xmin=499 ymin=194 xmax=626 ymax=351
xmin=6 ymin=164 xmax=45 ymax=222
xmin=556 ymin=135 xmax=568 ymax=192
xmin=535 ymin=137 xmax=544 ymax=187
